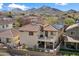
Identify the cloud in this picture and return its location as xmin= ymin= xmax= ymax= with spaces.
xmin=8 ymin=3 xmax=30 ymax=10
xmin=0 ymin=3 xmax=3 ymax=9
xmin=0 ymin=0 xmax=79 ymax=3
xmin=55 ymin=3 xmax=68 ymax=6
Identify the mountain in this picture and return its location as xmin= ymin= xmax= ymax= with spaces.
xmin=11 ymin=8 xmax=23 ymax=12
xmin=67 ymin=9 xmax=77 ymax=13
xmin=26 ymin=6 xmax=64 ymax=16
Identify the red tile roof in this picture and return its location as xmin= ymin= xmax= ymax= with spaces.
xmin=0 ymin=18 xmax=14 ymax=25
xmin=19 ymin=23 xmax=40 ymax=32
xmin=19 ymin=23 xmax=58 ymax=32
xmin=0 ymin=29 xmax=19 ymax=38
xmin=44 ymin=25 xmax=58 ymax=31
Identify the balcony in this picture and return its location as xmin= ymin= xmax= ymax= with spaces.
xmin=38 ymin=36 xmax=54 ymax=42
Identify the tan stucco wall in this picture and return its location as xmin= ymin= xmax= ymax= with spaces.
xmin=66 ymin=27 xmax=79 ymax=38
xmin=0 ymin=35 xmax=19 ymax=47
xmin=20 ymin=30 xmax=60 ymax=48
xmin=20 ymin=31 xmax=39 ymax=48
xmin=0 ymin=24 xmax=13 ymax=31
xmin=19 ymin=26 xmax=64 ymax=49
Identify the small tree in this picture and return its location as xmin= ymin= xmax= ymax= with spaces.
xmin=6 ymin=12 xmax=13 ymax=18
xmin=15 ymin=17 xmax=22 ymax=27
xmin=64 ymin=18 xmax=75 ymax=25
xmin=22 ymin=44 xmax=27 ymax=49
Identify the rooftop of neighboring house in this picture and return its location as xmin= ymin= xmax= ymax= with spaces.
xmin=0 ymin=28 xmax=20 ymax=38
xmin=52 ymin=24 xmax=64 ymax=30
xmin=44 ymin=23 xmax=64 ymax=31
xmin=0 ymin=17 xmax=14 ymax=25
xmin=22 ymin=15 xmax=45 ymax=24
xmin=19 ymin=23 xmax=41 ymax=32
xmin=0 ymin=12 xmax=3 ymax=15
xmin=66 ymin=23 xmax=79 ymax=31
xmin=64 ymin=35 xmax=79 ymax=43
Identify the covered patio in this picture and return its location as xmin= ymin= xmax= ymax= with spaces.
xmin=64 ymin=36 xmax=79 ymax=50
xmin=38 ymin=41 xmax=54 ymax=50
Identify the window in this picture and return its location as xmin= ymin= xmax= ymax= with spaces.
xmin=6 ymin=24 xmax=8 ymax=27
xmin=29 ymin=32 xmax=34 ymax=36
xmin=45 ymin=31 xmax=48 ymax=37
xmin=0 ymin=38 xmax=1 ymax=43
xmin=71 ymin=31 xmax=74 ymax=35
xmin=51 ymin=31 xmax=54 ymax=35
xmin=40 ymin=35 xmax=43 ymax=38
xmin=6 ymin=38 xmax=11 ymax=43
xmin=40 ymin=26 xmax=43 ymax=32
xmin=66 ymin=42 xmax=76 ymax=49
xmin=2 ymin=25 xmax=4 ymax=28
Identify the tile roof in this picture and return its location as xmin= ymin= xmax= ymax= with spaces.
xmin=19 ymin=23 xmax=40 ymax=32
xmin=0 ymin=29 xmax=19 ymax=38
xmin=66 ymin=23 xmax=79 ymax=31
xmin=0 ymin=18 xmax=14 ymax=25
xmin=44 ymin=25 xmax=58 ymax=31
xmin=65 ymin=36 xmax=79 ymax=43
xmin=19 ymin=23 xmax=60 ymax=32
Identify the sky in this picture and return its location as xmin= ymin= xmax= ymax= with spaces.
xmin=0 ymin=3 xmax=79 ymax=11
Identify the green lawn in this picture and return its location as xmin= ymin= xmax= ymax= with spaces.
xmin=60 ymin=49 xmax=79 ymax=56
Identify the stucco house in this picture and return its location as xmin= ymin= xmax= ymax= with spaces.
xmin=0 ymin=29 xmax=20 ymax=47
xmin=0 ymin=18 xmax=14 ymax=31
xmin=19 ymin=23 xmax=64 ymax=52
xmin=64 ymin=23 xmax=79 ymax=50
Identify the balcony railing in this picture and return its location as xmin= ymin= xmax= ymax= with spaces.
xmin=38 ymin=36 xmax=54 ymax=40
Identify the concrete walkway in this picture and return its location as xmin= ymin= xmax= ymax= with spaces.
xmin=0 ymin=50 xmax=11 ymax=56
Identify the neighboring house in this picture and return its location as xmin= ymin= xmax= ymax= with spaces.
xmin=19 ymin=23 xmax=64 ymax=52
xmin=64 ymin=23 xmax=79 ymax=50
xmin=0 ymin=18 xmax=14 ymax=31
xmin=20 ymin=15 xmax=45 ymax=26
xmin=0 ymin=29 xmax=20 ymax=47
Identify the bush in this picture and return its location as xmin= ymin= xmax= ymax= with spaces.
xmin=22 ymin=44 xmax=28 ymax=49
xmin=64 ymin=18 xmax=75 ymax=25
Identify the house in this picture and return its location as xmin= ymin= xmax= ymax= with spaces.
xmin=19 ymin=23 xmax=64 ymax=52
xmin=0 ymin=29 xmax=20 ymax=47
xmin=19 ymin=23 xmax=41 ymax=48
xmin=64 ymin=23 xmax=79 ymax=50
xmin=0 ymin=18 xmax=14 ymax=31
xmin=19 ymin=15 xmax=45 ymax=26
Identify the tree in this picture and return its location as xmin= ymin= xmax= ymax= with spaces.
xmin=6 ymin=12 xmax=13 ymax=18
xmin=64 ymin=18 xmax=75 ymax=25
xmin=15 ymin=17 xmax=22 ymax=27
xmin=45 ymin=16 xmax=58 ymax=24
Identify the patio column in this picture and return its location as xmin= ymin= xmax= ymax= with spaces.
xmin=37 ymin=43 xmax=38 ymax=48
xmin=53 ymin=43 xmax=54 ymax=49
xmin=76 ymin=43 xmax=77 ymax=50
xmin=64 ymin=42 xmax=66 ymax=48
xmin=44 ymin=42 xmax=46 ymax=49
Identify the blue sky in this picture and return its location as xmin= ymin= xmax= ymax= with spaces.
xmin=0 ymin=3 xmax=79 ymax=11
